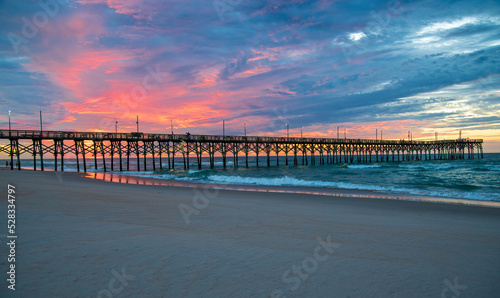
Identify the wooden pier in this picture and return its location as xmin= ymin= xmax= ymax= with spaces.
xmin=0 ymin=129 xmax=483 ymax=172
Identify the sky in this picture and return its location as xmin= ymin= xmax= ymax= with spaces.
xmin=0 ymin=0 xmax=499 ymax=151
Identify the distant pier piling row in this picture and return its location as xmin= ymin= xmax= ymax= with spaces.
xmin=0 ymin=130 xmax=484 ymax=172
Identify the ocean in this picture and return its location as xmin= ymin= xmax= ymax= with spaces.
xmin=5 ymin=153 xmax=500 ymax=203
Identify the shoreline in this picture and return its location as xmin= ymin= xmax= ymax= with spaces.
xmin=88 ymin=172 xmax=500 ymax=208
xmin=1 ymin=152 xmax=499 ymax=205
xmin=88 ymin=171 xmax=500 ymax=208
xmin=3 ymin=167 xmax=500 ymax=208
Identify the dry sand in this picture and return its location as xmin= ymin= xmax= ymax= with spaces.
xmin=1 ymin=169 xmax=500 ymax=297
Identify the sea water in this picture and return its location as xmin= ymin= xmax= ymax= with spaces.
xmin=6 ymin=153 xmax=499 ymax=202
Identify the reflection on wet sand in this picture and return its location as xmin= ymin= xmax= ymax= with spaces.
xmin=85 ymin=172 xmax=500 ymax=208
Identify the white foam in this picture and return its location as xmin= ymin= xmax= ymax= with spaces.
xmin=200 ymin=161 xmax=234 ymax=166
xmin=120 ymin=171 xmax=155 ymax=175
xmin=187 ymin=169 xmax=205 ymax=174
xmin=402 ymin=188 xmax=499 ymax=201
xmin=400 ymin=164 xmax=459 ymax=170
xmin=203 ymin=175 xmax=500 ymax=201
xmin=347 ymin=164 xmax=382 ymax=169
xmin=100 ymin=171 xmax=500 ymax=202
xmin=206 ymin=175 xmax=390 ymax=191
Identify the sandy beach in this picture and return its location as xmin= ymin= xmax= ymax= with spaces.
xmin=2 ymin=169 xmax=500 ymax=297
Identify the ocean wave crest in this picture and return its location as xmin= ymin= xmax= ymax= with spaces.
xmin=204 ymin=175 xmax=500 ymax=201
xmin=347 ymin=164 xmax=383 ymax=169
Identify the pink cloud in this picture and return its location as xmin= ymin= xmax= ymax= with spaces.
xmin=75 ymin=0 xmax=157 ymax=20
xmin=58 ymin=115 xmax=77 ymax=123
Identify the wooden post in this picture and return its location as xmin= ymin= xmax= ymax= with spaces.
xmin=181 ymin=142 xmax=186 ymax=170
xmin=151 ymin=142 xmax=156 ymax=171
xmin=245 ymin=142 xmax=249 ymax=168
xmin=196 ymin=142 xmax=202 ymax=170
xmin=311 ymin=145 xmax=315 ymax=165
xmin=101 ymin=141 xmax=106 ymax=172
xmin=276 ymin=144 xmax=279 ymax=166
xmin=167 ymin=142 xmax=171 ymax=169
xmin=159 ymin=142 xmax=163 ymax=170
xmin=126 ymin=141 xmax=130 ymax=171
xmin=136 ymin=141 xmax=140 ymax=172
xmin=75 ymin=140 xmax=80 ymax=172
xmin=267 ymin=145 xmax=271 ymax=167
xmin=54 ymin=140 xmax=59 ymax=171
xmin=110 ymin=141 xmax=114 ymax=171
xmin=58 ymin=140 xmax=64 ymax=171
xmin=15 ymin=140 xmax=20 ymax=170
xmin=143 ymin=141 xmax=147 ymax=171
xmin=39 ymin=139 xmax=44 ymax=171
xmin=118 ymin=141 xmax=123 ymax=171
xmin=285 ymin=143 xmax=289 ymax=166
xmin=233 ymin=147 xmax=238 ymax=168
xmin=222 ymin=141 xmax=226 ymax=169
xmin=256 ymin=143 xmax=259 ymax=167
xmin=209 ymin=143 xmax=214 ymax=169
xmin=33 ymin=139 xmax=37 ymax=171
xmin=172 ymin=142 xmax=175 ymax=170
xmin=302 ymin=144 xmax=306 ymax=165
xmin=82 ymin=141 xmax=87 ymax=172
xmin=294 ymin=144 xmax=298 ymax=166
xmin=93 ymin=141 xmax=98 ymax=170
xmin=186 ymin=142 xmax=189 ymax=169
xmin=10 ymin=139 xmax=14 ymax=170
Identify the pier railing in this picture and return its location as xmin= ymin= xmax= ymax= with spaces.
xmin=0 ymin=129 xmax=483 ymax=144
